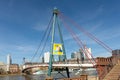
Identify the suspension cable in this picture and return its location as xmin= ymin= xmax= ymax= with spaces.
xmin=59 ymin=12 xmax=107 ymax=78
xmin=30 ymin=15 xmax=53 ymax=62
xmin=59 ymin=14 xmax=106 ymax=77
xmin=59 ymin=12 xmax=112 ymax=53
xmin=59 ymin=15 xmax=95 ymax=65
xmin=37 ymin=20 xmax=52 ymax=62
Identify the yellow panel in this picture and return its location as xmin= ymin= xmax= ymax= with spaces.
xmin=53 ymin=43 xmax=63 ymax=55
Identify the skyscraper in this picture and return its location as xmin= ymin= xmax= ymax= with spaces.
xmin=71 ymin=47 xmax=92 ymax=60
xmin=7 ymin=54 xmax=12 ymax=71
xmin=84 ymin=48 xmax=92 ymax=59
xmin=44 ymin=52 xmax=50 ymax=63
xmin=7 ymin=54 xmax=12 ymax=65
xmin=71 ymin=52 xmax=78 ymax=58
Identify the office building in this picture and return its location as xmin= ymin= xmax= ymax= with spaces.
xmin=7 ymin=54 xmax=12 ymax=71
xmin=44 ymin=52 xmax=50 ymax=63
xmin=71 ymin=47 xmax=92 ymax=60
xmin=7 ymin=54 xmax=12 ymax=65
xmin=84 ymin=48 xmax=92 ymax=59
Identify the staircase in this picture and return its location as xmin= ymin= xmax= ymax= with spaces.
xmin=103 ymin=61 xmax=120 ymax=80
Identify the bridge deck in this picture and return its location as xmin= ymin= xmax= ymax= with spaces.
xmin=23 ymin=63 xmax=95 ymax=70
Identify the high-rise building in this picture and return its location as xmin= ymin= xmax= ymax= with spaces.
xmin=71 ymin=47 xmax=92 ymax=60
xmin=44 ymin=52 xmax=50 ymax=63
xmin=7 ymin=54 xmax=12 ymax=71
xmin=71 ymin=52 xmax=77 ymax=58
xmin=84 ymin=48 xmax=92 ymax=59
xmin=7 ymin=54 xmax=12 ymax=65
xmin=71 ymin=51 xmax=83 ymax=60
xmin=39 ymin=57 xmax=43 ymax=63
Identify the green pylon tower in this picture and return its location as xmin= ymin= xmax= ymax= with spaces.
xmin=48 ymin=8 xmax=69 ymax=78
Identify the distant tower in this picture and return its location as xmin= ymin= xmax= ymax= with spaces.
xmin=44 ymin=52 xmax=50 ymax=63
xmin=39 ymin=57 xmax=43 ymax=63
xmin=23 ymin=57 xmax=25 ymax=64
xmin=7 ymin=54 xmax=12 ymax=65
xmin=71 ymin=52 xmax=78 ymax=58
xmin=42 ymin=57 xmax=44 ymax=63
xmin=84 ymin=48 xmax=92 ymax=59
xmin=88 ymin=48 xmax=92 ymax=59
xmin=82 ymin=43 xmax=92 ymax=59
xmin=79 ymin=48 xmax=85 ymax=63
xmin=71 ymin=52 xmax=75 ymax=58
xmin=7 ymin=54 xmax=12 ymax=71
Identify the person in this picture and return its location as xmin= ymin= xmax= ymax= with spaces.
xmin=56 ymin=45 xmax=62 ymax=52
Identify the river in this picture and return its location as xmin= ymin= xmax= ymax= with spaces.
xmin=0 ymin=74 xmax=46 ymax=80
xmin=0 ymin=69 xmax=97 ymax=80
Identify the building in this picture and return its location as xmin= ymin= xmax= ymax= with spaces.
xmin=112 ymin=49 xmax=120 ymax=56
xmin=112 ymin=49 xmax=120 ymax=65
xmin=71 ymin=51 xmax=84 ymax=60
xmin=7 ymin=54 xmax=12 ymax=65
xmin=42 ymin=57 xmax=44 ymax=63
xmin=0 ymin=62 xmax=7 ymax=74
xmin=39 ymin=57 xmax=44 ymax=63
xmin=9 ymin=64 xmax=20 ymax=73
xmin=44 ymin=52 xmax=50 ymax=63
xmin=71 ymin=47 xmax=92 ymax=63
xmin=7 ymin=54 xmax=12 ymax=71
xmin=84 ymin=48 xmax=92 ymax=59
xmin=71 ymin=52 xmax=77 ymax=58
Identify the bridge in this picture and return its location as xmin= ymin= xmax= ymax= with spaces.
xmin=22 ymin=8 xmax=115 ymax=80
xmin=22 ymin=62 xmax=95 ymax=73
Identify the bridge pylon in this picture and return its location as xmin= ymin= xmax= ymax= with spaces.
xmin=47 ymin=8 xmax=69 ymax=78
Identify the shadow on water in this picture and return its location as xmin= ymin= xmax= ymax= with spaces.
xmin=24 ymin=74 xmax=46 ymax=80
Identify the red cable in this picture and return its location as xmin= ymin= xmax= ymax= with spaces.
xmin=59 ymin=14 xmax=95 ymax=66
xmin=59 ymin=14 xmax=105 ymax=78
xmin=59 ymin=12 xmax=112 ymax=53
xmin=59 ymin=14 xmax=96 ymax=64
xmin=59 ymin=12 xmax=112 ymax=78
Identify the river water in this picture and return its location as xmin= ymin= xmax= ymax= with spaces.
xmin=0 ymin=69 xmax=97 ymax=80
xmin=0 ymin=75 xmax=46 ymax=80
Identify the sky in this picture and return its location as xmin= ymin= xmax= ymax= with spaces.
xmin=0 ymin=0 xmax=120 ymax=64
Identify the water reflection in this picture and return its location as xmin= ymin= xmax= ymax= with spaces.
xmin=0 ymin=75 xmax=25 ymax=80
xmin=0 ymin=75 xmax=45 ymax=80
xmin=24 ymin=74 xmax=46 ymax=80
xmin=0 ymin=69 xmax=97 ymax=80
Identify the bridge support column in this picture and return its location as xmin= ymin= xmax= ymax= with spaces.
xmin=48 ymin=7 xmax=70 ymax=78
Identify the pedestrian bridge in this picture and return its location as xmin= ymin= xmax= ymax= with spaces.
xmin=22 ymin=63 xmax=95 ymax=73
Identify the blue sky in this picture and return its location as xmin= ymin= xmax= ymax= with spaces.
xmin=0 ymin=0 xmax=120 ymax=64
